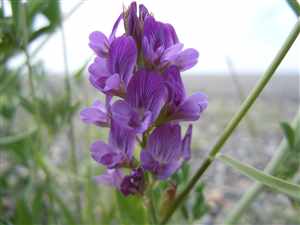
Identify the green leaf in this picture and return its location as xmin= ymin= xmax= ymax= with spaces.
xmin=286 ymin=0 xmax=300 ymax=17
xmin=280 ymin=121 xmax=295 ymax=148
xmin=42 ymin=0 xmax=61 ymax=28
xmin=218 ymin=154 xmax=300 ymax=200
xmin=192 ymin=183 xmax=209 ymax=220
xmin=115 ymin=191 xmax=148 ymax=225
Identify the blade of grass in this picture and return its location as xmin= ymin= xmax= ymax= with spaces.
xmin=218 ymin=154 xmax=300 ymax=200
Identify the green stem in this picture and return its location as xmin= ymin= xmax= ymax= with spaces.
xmin=145 ymin=178 xmax=158 ymax=225
xmin=160 ymin=19 xmax=300 ymax=225
xmin=224 ymin=109 xmax=300 ymax=224
xmin=148 ymin=191 xmax=158 ymax=225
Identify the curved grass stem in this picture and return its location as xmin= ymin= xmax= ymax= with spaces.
xmin=160 ymin=19 xmax=300 ymax=225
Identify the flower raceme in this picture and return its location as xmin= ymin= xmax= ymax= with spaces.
xmin=80 ymin=1 xmax=208 ymax=197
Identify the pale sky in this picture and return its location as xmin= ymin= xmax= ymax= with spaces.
xmin=19 ymin=0 xmax=300 ymax=75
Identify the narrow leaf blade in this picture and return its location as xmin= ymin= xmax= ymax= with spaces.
xmin=280 ymin=121 xmax=295 ymax=148
xmin=218 ymin=154 xmax=300 ymax=200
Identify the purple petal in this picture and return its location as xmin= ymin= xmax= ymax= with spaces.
xmin=80 ymin=100 xmax=109 ymax=127
xmin=140 ymin=150 xmax=181 ymax=180
xmin=170 ymin=92 xmax=208 ymax=122
xmin=156 ymin=161 xmax=182 ymax=180
xmin=111 ymin=100 xmax=152 ymax=133
xmin=103 ymin=73 xmax=121 ymax=92
xmin=163 ymin=23 xmax=179 ymax=47
xmin=174 ymin=48 xmax=199 ymax=71
xmin=94 ymin=169 xmax=124 ymax=189
xmin=125 ymin=2 xmax=138 ymax=36
xmin=145 ymin=124 xmax=182 ymax=163
xmin=89 ymin=31 xmax=109 ymax=57
xmin=88 ymin=57 xmax=109 ymax=91
xmin=141 ymin=124 xmax=186 ymax=179
xmin=139 ymin=4 xmax=149 ymax=21
xmin=109 ymin=13 xmax=123 ymax=42
xmin=140 ymin=150 xmax=157 ymax=172
xmin=163 ymin=66 xmax=185 ymax=107
xmin=126 ymin=70 xmax=166 ymax=123
xmin=161 ymin=43 xmax=184 ymax=62
xmin=108 ymin=36 xmax=137 ymax=87
xmin=181 ymin=125 xmax=192 ymax=160
xmin=90 ymin=140 xmax=123 ymax=168
xmin=109 ymin=120 xmax=136 ymax=160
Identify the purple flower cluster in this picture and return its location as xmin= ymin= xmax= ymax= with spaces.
xmin=81 ymin=2 xmax=208 ymax=197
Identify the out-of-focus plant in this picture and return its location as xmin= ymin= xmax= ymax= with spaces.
xmin=0 ymin=1 xmax=83 ymax=224
xmin=0 ymin=0 xmax=60 ymax=64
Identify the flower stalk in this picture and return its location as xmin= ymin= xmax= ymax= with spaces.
xmin=160 ymin=18 xmax=300 ymax=225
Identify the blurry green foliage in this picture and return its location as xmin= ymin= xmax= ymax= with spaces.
xmin=275 ymin=120 xmax=300 ymax=180
xmin=116 ymin=191 xmax=148 ymax=225
xmin=0 ymin=0 xmax=61 ymax=63
xmin=20 ymin=94 xmax=80 ymax=135
xmin=192 ymin=183 xmax=209 ymax=220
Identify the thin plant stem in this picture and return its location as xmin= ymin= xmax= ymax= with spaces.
xmin=145 ymin=178 xmax=158 ymax=225
xmin=19 ymin=2 xmax=40 ymax=181
xmin=224 ymin=109 xmax=300 ymax=224
xmin=160 ymin=19 xmax=300 ymax=225
xmin=60 ymin=15 xmax=82 ymax=222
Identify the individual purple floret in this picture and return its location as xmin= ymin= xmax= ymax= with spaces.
xmin=140 ymin=124 xmax=192 ymax=180
xmin=90 ymin=121 xmax=136 ymax=169
xmin=89 ymin=36 xmax=137 ymax=96
xmin=111 ymin=69 xmax=166 ymax=132
xmin=142 ymin=16 xmax=199 ymax=72
xmin=80 ymin=100 xmax=109 ymax=127
xmin=160 ymin=66 xmax=208 ymax=123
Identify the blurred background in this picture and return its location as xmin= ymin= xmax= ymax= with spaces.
xmin=0 ymin=0 xmax=299 ymax=224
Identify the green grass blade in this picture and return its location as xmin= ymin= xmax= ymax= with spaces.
xmin=218 ymin=154 xmax=300 ymax=200
xmin=280 ymin=121 xmax=295 ymax=148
